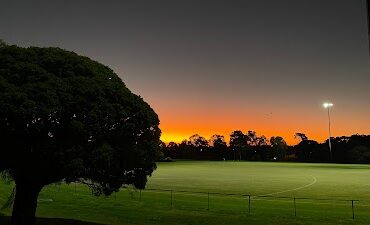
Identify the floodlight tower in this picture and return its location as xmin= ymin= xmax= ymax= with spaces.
xmin=323 ymin=102 xmax=333 ymax=161
xmin=367 ymin=0 xmax=370 ymax=54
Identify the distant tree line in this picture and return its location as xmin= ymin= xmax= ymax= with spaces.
xmin=161 ymin=131 xmax=370 ymax=164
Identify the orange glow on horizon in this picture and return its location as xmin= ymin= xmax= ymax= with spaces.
xmin=158 ymin=115 xmax=329 ymax=146
xmin=154 ymin=100 xmax=370 ymax=146
xmin=148 ymin=98 xmax=370 ymax=145
xmin=160 ymin=127 xmax=367 ymax=146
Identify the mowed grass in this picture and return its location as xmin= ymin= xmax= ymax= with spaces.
xmin=2 ymin=161 xmax=370 ymax=225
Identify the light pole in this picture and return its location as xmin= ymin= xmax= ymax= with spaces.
xmin=323 ymin=102 xmax=333 ymax=161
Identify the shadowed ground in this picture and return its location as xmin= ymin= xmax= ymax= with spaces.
xmin=0 ymin=215 xmax=103 ymax=225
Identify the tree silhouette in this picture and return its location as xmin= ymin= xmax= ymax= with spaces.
xmin=295 ymin=140 xmax=322 ymax=161
xmin=270 ymin=136 xmax=288 ymax=160
xmin=189 ymin=134 xmax=208 ymax=148
xmin=0 ymin=45 xmax=161 ymax=225
xmin=167 ymin=142 xmax=179 ymax=150
xmin=294 ymin=132 xmax=308 ymax=142
xmin=246 ymin=131 xmax=257 ymax=146
xmin=209 ymin=134 xmax=227 ymax=160
xmin=347 ymin=145 xmax=370 ymax=163
xmin=229 ymin=130 xmax=246 ymax=160
xmin=209 ymin=134 xmax=226 ymax=147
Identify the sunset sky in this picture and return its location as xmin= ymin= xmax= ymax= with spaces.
xmin=1 ymin=0 xmax=369 ymax=144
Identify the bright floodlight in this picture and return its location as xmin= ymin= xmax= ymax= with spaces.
xmin=323 ymin=102 xmax=333 ymax=108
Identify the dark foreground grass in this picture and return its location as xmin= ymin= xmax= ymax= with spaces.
xmin=1 ymin=161 xmax=370 ymax=225
xmin=0 ymin=216 xmax=103 ymax=225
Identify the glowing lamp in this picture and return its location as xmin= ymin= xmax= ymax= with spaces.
xmin=323 ymin=102 xmax=333 ymax=108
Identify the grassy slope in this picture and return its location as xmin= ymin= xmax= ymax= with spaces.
xmin=1 ymin=161 xmax=370 ymax=225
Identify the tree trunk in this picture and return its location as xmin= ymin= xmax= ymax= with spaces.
xmin=11 ymin=180 xmax=43 ymax=225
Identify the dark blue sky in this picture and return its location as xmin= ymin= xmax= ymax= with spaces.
xmin=1 ymin=0 xmax=369 ymax=143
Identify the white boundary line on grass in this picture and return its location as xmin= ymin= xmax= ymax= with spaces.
xmin=254 ymin=175 xmax=317 ymax=197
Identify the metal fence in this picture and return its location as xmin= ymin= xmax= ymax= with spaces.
xmin=131 ymin=187 xmax=364 ymax=220
xmin=3 ymin=183 xmax=369 ymax=222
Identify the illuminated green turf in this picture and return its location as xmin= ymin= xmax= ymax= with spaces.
xmin=1 ymin=161 xmax=370 ymax=225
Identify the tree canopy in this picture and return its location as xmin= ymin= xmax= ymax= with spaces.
xmin=0 ymin=45 xmax=161 ymax=225
xmin=0 ymin=39 xmax=7 ymax=48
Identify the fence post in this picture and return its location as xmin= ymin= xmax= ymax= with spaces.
xmin=351 ymin=200 xmax=355 ymax=220
xmin=170 ymin=190 xmax=173 ymax=209
xmin=207 ymin=192 xmax=210 ymax=210
xmin=293 ymin=197 xmax=297 ymax=217
xmin=248 ymin=195 xmax=251 ymax=214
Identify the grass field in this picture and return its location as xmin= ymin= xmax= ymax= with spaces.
xmin=1 ymin=161 xmax=370 ymax=225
